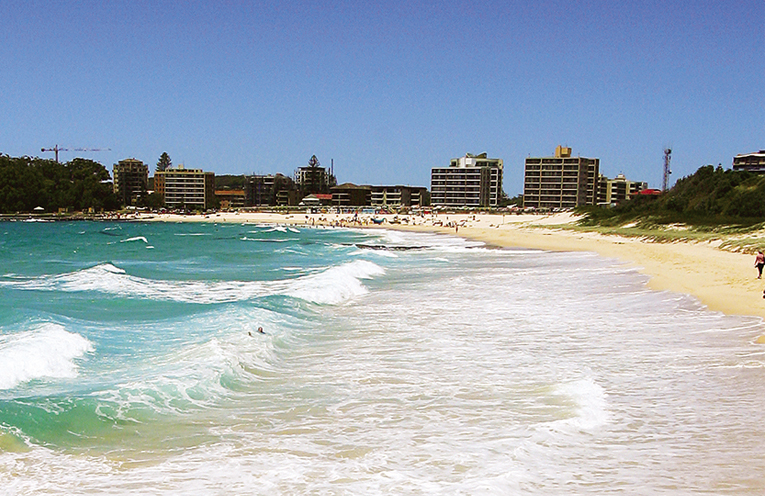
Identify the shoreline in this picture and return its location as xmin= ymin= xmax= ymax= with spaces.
xmin=134 ymin=210 xmax=765 ymax=341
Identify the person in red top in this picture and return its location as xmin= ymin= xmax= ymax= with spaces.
xmin=755 ymin=250 xmax=765 ymax=279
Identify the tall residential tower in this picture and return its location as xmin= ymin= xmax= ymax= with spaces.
xmin=430 ymin=153 xmax=503 ymax=208
xmin=154 ymin=165 xmax=215 ymax=210
xmin=523 ymin=146 xmax=599 ymax=209
xmin=112 ymin=158 xmax=148 ymax=206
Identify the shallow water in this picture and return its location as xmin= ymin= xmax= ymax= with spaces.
xmin=1 ymin=221 xmax=764 ymax=494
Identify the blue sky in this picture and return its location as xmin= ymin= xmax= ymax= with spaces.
xmin=1 ymin=0 xmax=762 ymax=194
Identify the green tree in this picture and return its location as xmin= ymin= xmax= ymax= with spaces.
xmin=0 ymin=155 xmax=119 ymax=213
xmin=139 ymin=192 xmax=164 ymax=210
xmin=65 ymin=158 xmax=120 ymax=211
xmin=156 ymin=152 xmax=172 ymax=172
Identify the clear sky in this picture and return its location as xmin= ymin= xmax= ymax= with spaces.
xmin=2 ymin=0 xmax=762 ymax=194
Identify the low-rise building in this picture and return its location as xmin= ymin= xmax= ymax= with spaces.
xmin=330 ymin=183 xmax=371 ymax=207
xmin=732 ymin=150 xmax=765 ymax=173
xmin=431 ymin=153 xmax=503 ymax=207
xmin=215 ymin=190 xmax=246 ymax=209
xmin=596 ymin=174 xmax=648 ymax=205
xmin=154 ymin=165 xmax=215 ymax=210
xmin=299 ymin=193 xmax=333 ymax=207
xmin=113 ymin=158 xmax=148 ymax=206
xmin=370 ymin=185 xmax=428 ymax=208
xmin=523 ymin=146 xmax=599 ymax=209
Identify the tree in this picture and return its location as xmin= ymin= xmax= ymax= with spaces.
xmin=139 ymin=192 xmax=164 ymax=210
xmin=0 ymin=155 xmax=119 ymax=213
xmin=156 ymin=152 xmax=172 ymax=172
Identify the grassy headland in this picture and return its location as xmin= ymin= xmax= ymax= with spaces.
xmin=574 ymin=164 xmax=765 ymax=254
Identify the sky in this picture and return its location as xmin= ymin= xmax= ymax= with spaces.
xmin=1 ymin=0 xmax=763 ymax=194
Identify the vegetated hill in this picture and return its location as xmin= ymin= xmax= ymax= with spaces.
xmin=579 ymin=165 xmax=765 ymax=228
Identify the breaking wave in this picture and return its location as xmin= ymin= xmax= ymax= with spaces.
xmin=0 ymin=324 xmax=93 ymax=390
xmin=0 ymin=260 xmax=385 ymax=305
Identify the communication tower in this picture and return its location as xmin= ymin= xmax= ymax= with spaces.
xmin=662 ymin=148 xmax=672 ymax=192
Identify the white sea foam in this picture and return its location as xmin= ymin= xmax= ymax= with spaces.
xmin=377 ymin=228 xmax=484 ymax=249
xmin=240 ymin=237 xmax=289 ymax=242
xmin=351 ymin=247 xmax=399 ymax=258
xmin=120 ymin=236 xmax=148 ymax=243
xmin=283 ymin=259 xmax=385 ymax=304
xmin=550 ymin=377 xmax=610 ymax=432
xmin=95 ymin=338 xmax=235 ymax=418
xmin=0 ymin=324 xmax=93 ymax=390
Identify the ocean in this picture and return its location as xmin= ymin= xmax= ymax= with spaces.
xmin=1 ymin=220 xmax=764 ymax=495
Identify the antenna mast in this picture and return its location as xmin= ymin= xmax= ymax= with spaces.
xmin=662 ymin=148 xmax=672 ymax=192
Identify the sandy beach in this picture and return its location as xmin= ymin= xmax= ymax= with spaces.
xmin=136 ymin=210 xmax=765 ymax=341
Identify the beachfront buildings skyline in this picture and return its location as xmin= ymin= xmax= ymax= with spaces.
xmin=522 ymin=146 xmax=600 ymax=209
xmin=430 ymin=153 xmax=504 ymax=208
xmin=107 ymin=147 xmax=663 ymax=211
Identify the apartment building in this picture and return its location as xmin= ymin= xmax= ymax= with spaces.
xmin=330 ymin=183 xmax=371 ymax=207
xmin=246 ymin=173 xmax=296 ymax=206
xmin=523 ymin=146 xmax=599 ymax=209
xmin=112 ymin=158 xmax=148 ymax=206
xmin=370 ymin=185 xmax=428 ymax=208
xmin=154 ymin=166 xmax=215 ymax=210
xmin=732 ymin=150 xmax=765 ymax=173
xmin=430 ymin=153 xmax=503 ymax=207
xmin=295 ymin=155 xmax=336 ymax=196
xmin=596 ymin=174 xmax=648 ymax=205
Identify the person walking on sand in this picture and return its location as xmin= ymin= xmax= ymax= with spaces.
xmin=755 ymin=250 xmax=765 ymax=279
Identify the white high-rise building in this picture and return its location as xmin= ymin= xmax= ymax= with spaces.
xmin=430 ymin=153 xmax=503 ymax=207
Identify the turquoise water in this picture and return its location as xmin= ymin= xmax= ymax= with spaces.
xmin=1 ymin=221 xmax=765 ymax=494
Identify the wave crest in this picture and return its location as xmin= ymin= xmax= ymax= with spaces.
xmin=283 ymin=260 xmax=385 ymax=304
xmin=0 ymin=324 xmax=93 ymax=390
xmin=0 ymin=261 xmax=385 ymax=305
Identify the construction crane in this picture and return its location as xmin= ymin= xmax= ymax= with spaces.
xmin=41 ymin=144 xmax=110 ymax=163
xmin=662 ymin=147 xmax=672 ymax=192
